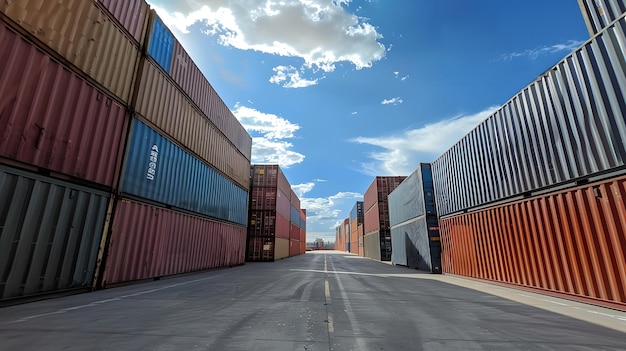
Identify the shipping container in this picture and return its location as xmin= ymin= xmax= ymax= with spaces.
xmin=247 ymin=236 xmax=275 ymax=262
xmin=433 ymin=14 xmax=626 ymax=217
xmin=290 ymin=188 xmax=301 ymax=210
xmin=0 ymin=22 xmax=129 ymax=188
xmin=363 ymin=176 xmax=406 ymax=213
xmin=251 ymin=165 xmax=292 ymax=195
xmin=358 ymin=224 xmax=364 ymax=257
xmin=578 ymin=0 xmax=626 ymax=35
xmin=0 ymin=165 xmax=110 ymax=301
xmin=120 ymin=119 xmax=248 ymax=225
xmin=145 ymin=10 xmax=252 ymax=160
xmin=102 ymin=198 xmax=246 ymax=286
xmin=335 ymin=224 xmax=345 ymax=252
xmin=300 ymin=209 xmax=307 ymax=231
xmin=1 ymin=0 xmax=141 ymax=104
xmin=97 ymin=0 xmax=149 ymax=46
xmin=389 ymin=164 xmax=441 ymax=273
xmin=275 ymin=237 xmax=289 ymax=260
xmin=290 ymin=205 xmax=300 ymax=227
xmin=440 ymin=174 xmax=626 ymax=310
xmin=290 ymin=222 xmax=300 ymax=240
xmin=290 ymin=239 xmax=300 ymax=257
xmin=134 ymin=59 xmax=251 ymax=189
xmin=276 ymin=212 xmax=290 ymax=239
xmin=363 ymin=231 xmax=381 ymax=261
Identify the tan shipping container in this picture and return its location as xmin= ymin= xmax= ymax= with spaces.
xmin=134 ymin=59 xmax=251 ymax=189
xmin=1 ymin=0 xmax=140 ymax=104
xmin=275 ymin=237 xmax=290 ymax=260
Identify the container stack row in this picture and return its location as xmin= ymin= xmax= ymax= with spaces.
xmin=349 ymin=202 xmax=364 ymax=255
xmin=432 ymin=8 xmax=626 ymax=308
xmin=0 ymin=0 xmax=251 ymax=302
xmin=247 ymin=165 xmax=306 ymax=261
xmin=388 ymin=164 xmax=441 ymax=273
xmin=362 ymin=176 xmax=407 ymax=261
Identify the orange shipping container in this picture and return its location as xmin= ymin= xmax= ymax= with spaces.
xmin=134 ymin=59 xmax=250 ymax=189
xmin=1 ymin=0 xmax=140 ymax=104
xmin=440 ymin=174 xmax=626 ymax=310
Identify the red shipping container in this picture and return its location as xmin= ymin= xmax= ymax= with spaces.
xmin=364 ymin=203 xmax=380 ymax=234
xmin=290 ymin=239 xmax=300 ymax=257
xmin=276 ymin=212 xmax=290 ymax=239
xmin=290 ymin=222 xmax=300 ymax=240
xmin=249 ymin=187 xmax=277 ymax=210
xmin=277 ymin=189 xmax=291 ymax=219
xmin=103 ymin=198 xmax=246 ymax=286
xmin=97 ymin=0 xmax=149 ymax=46
xmin=300 ymin=227 xmax=306 ymax=243
xmin=290 ymin=188 xmax=300 ymax=209
xmin=0 ymin=23 xmax=128 ymax=188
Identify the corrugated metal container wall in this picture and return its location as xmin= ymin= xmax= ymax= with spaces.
xmin=97 ymin=0 xmax=149 ymax=46
xmin=290 ymin=189 xmax=300 ymax=210
xmin=335 ymin=225 xmax=344 ymax=251
xmin=363 ymin=203 xmax=380 ymax=234
xmin=276 ymin=213 xmax=290 ymax=239
xmin=145 ymin=11 xmax=252 ymax=160
xmin=289 ymin=239 xmax=300 ymax=257
xmin=146 ymin=14 xmax=174 ymax=74
xmin=103 ymin=198 xmax=246 ymax=286
xmin=433 ymin=15 xmax=626 ymax=217
xmin=440 ymin=175 xmax=626 ymax=310
xmin=300 ymin=209 xmax=306 ymax=231
xmin=275 ymin=237 xmax=289 ymax=260
xmin=120 ymin=119 xmax=248 ymax=225
xmin=578 ymin=0 xmax=626 ymax=35
xmin=289 ymin=222 xmax=299 ymax=240
xmin=300 ymin=228 xmax=306 ymax=248
xmin=363 ymin=231 xmax=381 ymax=261
xmin=277 ymin=189 xmax=291 ymax=219
xmin=247 ymin=210 xmax=275 ymax=238
xmin=0 ymin=0 xmax=140 ymax=104
xmin=358 ymin=224 xmax=364 ymax=257
xmin=389 ymin=167 xmax=425 ymax=225
xmin=250 ymin=187 xmax=278 ymax=210
xmin=290 ymin=205 xmax=300 ymax=227
xmin=0 ymin=23 xmax=129 ymax=188
xmin=0 ymin=165 xmax=109 ymax=300
xmin=134 ymin=59 xmax=250 ymax=189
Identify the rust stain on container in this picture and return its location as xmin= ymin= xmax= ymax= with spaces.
xmin=1 ymin=0 xmax=140 ymax=103
xmin=0 ymin=22 xmax=128 ymax=188
xmin=103 ymin=198 xmax=246 ymax=286
xmin=440 ymin=175 xmax=626 ymax=309
xmin=134 ymin=59 xmax=250 ymax=189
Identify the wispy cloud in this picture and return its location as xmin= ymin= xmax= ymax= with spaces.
xmin=233 ymin=104 xmax=304 ymax=167
xmin=351 ymin=106 xmax=500 ymax=176
xmin=381 ymin=97 xmax=403 ymax=105
xmin=148 ymin=0 xmax=386 ymax=87
xmin=269 ymin=65 xmax=320 ymax=88
xmin=494 ymin=40 xmax=585 ymax=62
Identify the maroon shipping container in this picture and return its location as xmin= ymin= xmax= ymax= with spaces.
xmin=276 ymin=212 xmax=290 ymax=239
xmin=247 ymin=236 xmax=275 ymax=262
xmin=290 ymin=222 xmax=300 ymax=240
xmin=277 ymin=189 xmax=291 ymax=219
xmin=363 ymin=176 xmax=407 ymax=212
xmin=440 ymin=173 xmax=626 ymax=310
xmin=0 ymin=22 xmax=129 ymax=188
xmin=97 ymin=0 xmax=149 ymax=46
xmin=364 ymin=203 xmax=380 ymax=234
xmin=289 ymin=239 xmax=300 ymax=257
xmin=300 ymin=228 xmax=306 ymax=244
xmin=250 ymin=187 xmax=278 ymax=210
xmin=102 ymin=198 xmax=246 ymax=286
xmin=251 ymin=165 xmax=292 ymax=196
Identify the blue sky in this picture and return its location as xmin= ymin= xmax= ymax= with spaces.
xmin=146 ymin=0 xmax=589 ymax=244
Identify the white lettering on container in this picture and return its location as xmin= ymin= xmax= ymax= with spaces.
xmin=147 ymin=144 xmax=158 ymax=180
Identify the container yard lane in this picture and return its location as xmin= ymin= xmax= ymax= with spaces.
xmin=1 ymin=252 xmax=626 ymax=350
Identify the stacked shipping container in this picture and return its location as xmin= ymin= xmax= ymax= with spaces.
xmin=433 ymin=9 xmax=626 ymax=308
xmin=388 ymin=164 xmax=441 ymax=273
xmin=247 ymin=165 xmax=306 ymax=261
xmin=578 ymin=0 xmax=626 ymax=35
xmin=363 ymin=176 xmax=406 ymax=261
xmin=0 ymin=0 xmax=252 ymax=300
xmin=349 ymin=202 xmax=364 ymax=255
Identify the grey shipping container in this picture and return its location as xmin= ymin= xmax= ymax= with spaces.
xmin=389 ymin=164 xmax=441 ymax=273
xmin=433 ymin=13 xmax=626 ymax=217
xmin=0 ymin=165 xmax=110 ymax=301
xmin=578 ymin=0 xmax=626 ymax=35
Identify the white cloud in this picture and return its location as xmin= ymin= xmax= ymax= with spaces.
xmin=147 ymin=0 xmax=386 ymax=85
xmin=381 ymin=97 xmax=403 ymax=105
xmin=351 ymin=106 xmax=500 ymax=176
xmin=291 ymin=182 xmax=315 ymax=198
xmin=494 ymin=39 xmax=585 ymax=62
xmin=269 ymin=65 xmax=320 ymax=88
xmin=233 ymin=104 xmax=304 ymax=167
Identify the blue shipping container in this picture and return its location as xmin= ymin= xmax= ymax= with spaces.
xmin=121 ymin=119 xmax=248 ymax=225
xmin=290 ymin=205 xmax=300 ymax=227
xmin=148 ymin=14 xmax=174 ymax=74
